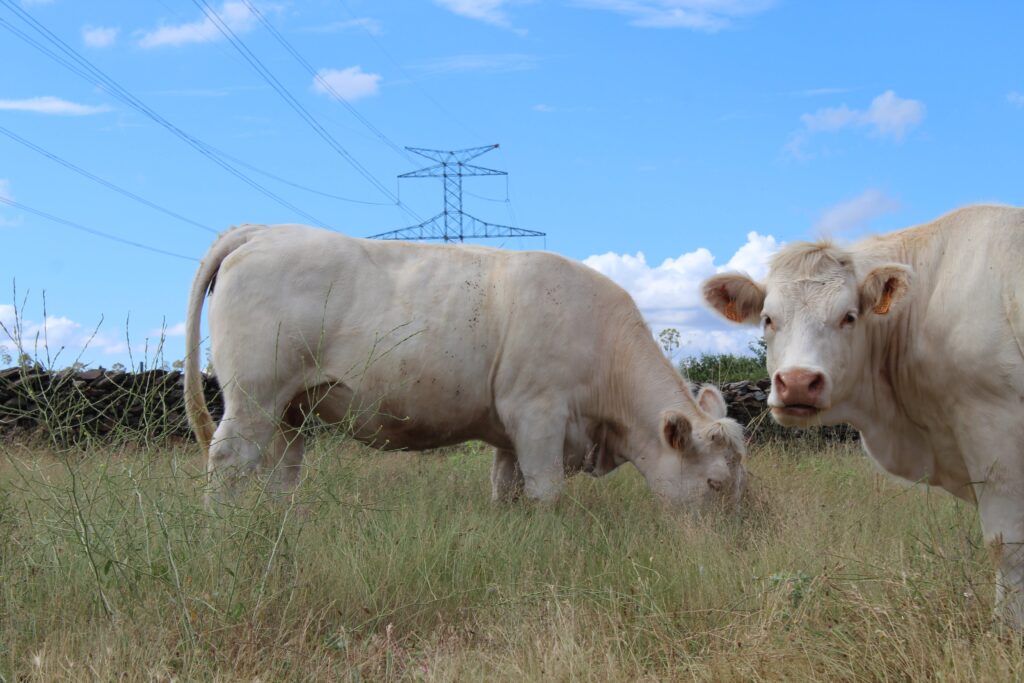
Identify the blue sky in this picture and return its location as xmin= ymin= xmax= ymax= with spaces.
xmin=1 ymin=0 xmax=1022 ymax=367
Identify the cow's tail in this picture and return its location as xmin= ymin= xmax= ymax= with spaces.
xmin=185 ymin=224 xmax=265 ymax=456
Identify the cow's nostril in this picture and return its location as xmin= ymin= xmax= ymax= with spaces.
xmin=707 ymin=478 xmax=724 ymax=492
xmin=776 ymin=368 xmax=826 ymax=405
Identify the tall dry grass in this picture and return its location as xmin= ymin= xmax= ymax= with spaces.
xmin=0 ymin=432 xmax=1018 ymax=682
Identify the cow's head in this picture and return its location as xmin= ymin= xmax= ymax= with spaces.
xmin=648 ymin=385 xmax=747 ymax=507
xmin=702 ymin=241 xmax=912 ymax=427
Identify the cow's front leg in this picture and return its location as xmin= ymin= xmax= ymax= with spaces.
xmin=507 ymin=402 xmax=568 ymax=503
xmin=978 ymin=491 xmax=1024 ymax=628
xmin=491 ymin=448 xmax=524 ymax=503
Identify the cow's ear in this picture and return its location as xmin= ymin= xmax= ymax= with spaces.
xmin=661 ymin=411 xmax=692 ymax=452
xmin=859 ymin=264 xmax=912 ymax=316
xmin=696 ymin=384 xmax=728 ymax=420
xmin=702 ymin=273 xmax=766 ymax=325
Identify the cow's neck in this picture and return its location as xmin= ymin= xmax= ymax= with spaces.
xmin=603 ymin=328 xmax=698 ymax=463
xmin=834 ymin=227 xmax=973 ymax=499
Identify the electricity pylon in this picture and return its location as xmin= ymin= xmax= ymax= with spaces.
xmin=368 ymin=144 xmax=545 ymax=242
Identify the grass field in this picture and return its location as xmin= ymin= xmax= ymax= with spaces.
xmin=1 ymin=434 xmax=1020 ymax=681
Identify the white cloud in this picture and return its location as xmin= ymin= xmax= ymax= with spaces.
xmin=801 ymin=104 xmax=858 ymax=132
xmin=800 ymin=90 xmax=925 ymax=141
xmin=138 ymin=1 xmax=256 ymax=48
xmin=0 ymin=305 xmax=129 ymax=358
xmin=574 ymin=0 xmax=774 ymax=31
xmin=0 ymin=96 xmax=111 ymax=116
xmin=0 ymin=179 xmax=11 ymax=202
xmin=583 ymin=231 xmax=780 ymax=356
xmin=1008 ymin=91 xmax=1024 ymax=108
xmin=787 ymin=90 xmax=925 ymax=159
xmin=814 ymin=189 xmax=900 ymax=236
xmin=82 ymin=25 xmax=119 ymax=48
xmin=861 ymin=90 xmax=926 ymax=139
xmin=312 ymin=66 xmax=381 ymax=101
xmin=722 ymin=231 xmax=780 ymax=278
xmin=414 ymin=53 xmax=539 ymax=75
xmin=150 ymin=321 xmax=186 ymax=337
xmin=435 ymin=0 xmax=519 ymax=29
xmin=302 ymin=17 xmax=382 ymax=35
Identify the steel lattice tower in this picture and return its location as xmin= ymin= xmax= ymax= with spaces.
xmin=368 ymin=144 xmax=545 ymax=242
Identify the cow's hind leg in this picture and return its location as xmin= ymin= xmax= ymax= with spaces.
xmin=491 ymin=447 xmax=524 ymax=503
xmin=265 ymin=402 xmax=307 ymax=497
xmin=207 ymin=377 xmax=298 ymax=505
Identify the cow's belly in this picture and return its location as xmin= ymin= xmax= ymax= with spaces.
xmin=305 ymin=382 xmax=511 ymax=451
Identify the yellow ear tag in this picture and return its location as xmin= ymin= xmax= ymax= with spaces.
xmin=872 ymin=280 xmax=895 ymax=315
xmin=725 ymin=300 xmax=741 ymax=322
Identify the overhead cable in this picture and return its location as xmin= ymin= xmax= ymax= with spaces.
xmin=0 ymin=124 xmax=218 ymax=234
xmin=191 ymin=0 xmax=420 ymax=222
xmin=238 ymin=0 xmax=412 ymax=163
xmin=0 ymin=2 xmax=331 ymax=228
xmin=0 ymin=196 xmax=199 ymax=262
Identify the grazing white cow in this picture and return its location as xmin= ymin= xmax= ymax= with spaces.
xmin=185 ymin=224 xmax=746 ymax=508
xmin=703 ymin=205 xmax=1024 ymax=625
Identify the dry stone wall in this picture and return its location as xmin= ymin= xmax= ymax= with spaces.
xmin=0 ymin=367 xmax=856 ymax=445
xmin=0 ymin=366 xmax=222 ymax=444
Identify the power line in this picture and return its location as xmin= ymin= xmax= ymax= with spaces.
xmin=191 ymin=0 xmax=420 ymax=222
xmin=238 ymin=0 xmax=412 ymax=163
xmin=0 ymin=2 xmax=331 ymax=228
xmin=0 ymin=196 xmax=199 ymax=262
xmin=206 ymin=145 xmax=395 ymax=206
xmin=0 ymin=124 xmax=218 ymax=235
xmin=151 ymin=0 xmax=402 ymax=207
xmin=337 ymin=0 xmax=483 ymax=140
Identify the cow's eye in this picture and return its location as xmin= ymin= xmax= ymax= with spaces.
xmin=841 ymin=312 xmax=857 ymax=328
xmin=762 ymin=315 xmax=774 ymax=330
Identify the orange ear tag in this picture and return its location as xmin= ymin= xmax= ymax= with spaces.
xmin=725 ymin=300 xmax=741 ymax=322
xmin=872 ymin=280 xmax=895 ymax=315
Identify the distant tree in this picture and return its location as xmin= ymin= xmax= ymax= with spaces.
xmin=749 ymin=336 xmax=767 ymax=368
xmin=0 ymin=345 xmax=11 ymax=366
xmin=111 ymin=362 xmax=126 ymax=373
xmin=679 ymin=338 xmax=768 ymax=385
xmin=172 ymin=359 xmax=184 ymax=371
xmin=658 ymin=328 xmax=681 ymax=358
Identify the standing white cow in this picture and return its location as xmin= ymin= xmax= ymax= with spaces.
xmin=185 ymin=224 xmax=746 ymax=508
xmin=703 ymin=205 xmax=1024 ymax=625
